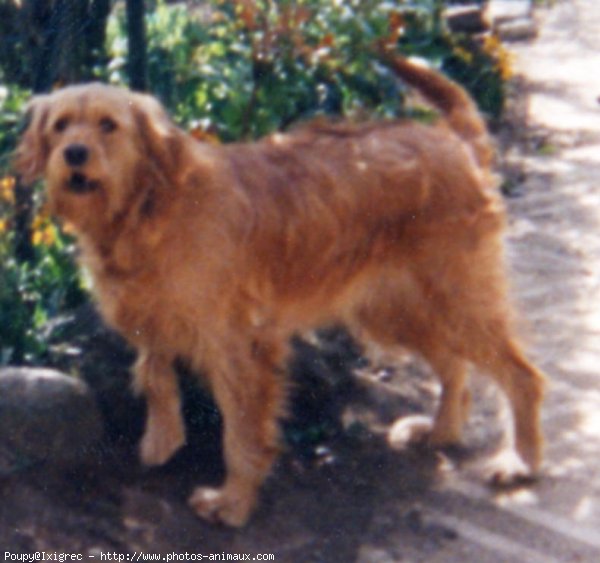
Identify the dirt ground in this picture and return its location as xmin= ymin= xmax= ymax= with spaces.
xmin=0 ymin=309 xmax=455 ymax=558
xmin=2 ymin=1 xmax=600 ymax=560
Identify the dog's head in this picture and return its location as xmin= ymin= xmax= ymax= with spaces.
xmin=14 ymin=83 xmax=182 ymax=235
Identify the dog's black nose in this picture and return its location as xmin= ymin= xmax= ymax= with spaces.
xmin=64 ymin=144 xmax=89 ymax=167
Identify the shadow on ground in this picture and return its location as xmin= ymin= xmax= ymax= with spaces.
xmin=0 ymin=308 xmax=449 ymax=558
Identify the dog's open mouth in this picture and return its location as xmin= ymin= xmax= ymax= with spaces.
xmin=67 ymin=172 xmax=99 ymax=194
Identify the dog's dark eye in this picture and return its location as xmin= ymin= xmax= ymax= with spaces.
xmin=99 ymin=117 xmax=118 ymax=133
xmin=54 ymin=117 xmax=69 ymax=133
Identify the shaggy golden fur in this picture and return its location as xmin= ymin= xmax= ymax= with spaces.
xmin=15 ymin=52 xmax=545 ymax=527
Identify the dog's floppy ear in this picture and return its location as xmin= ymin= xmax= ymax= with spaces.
xmin=129 ymin=92 xmax=185 ymax=221
xmin=131 ymin=93 xmax=183 ymax=185
xmin=13 ymin=95 xmax=51 ymax=184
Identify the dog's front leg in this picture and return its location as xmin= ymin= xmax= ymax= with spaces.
xmin=189 ymin=343 xmax=286 ymax=527
xmin=133 ymin=350 xmax=186 ymax=466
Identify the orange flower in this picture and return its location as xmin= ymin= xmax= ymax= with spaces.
xmin=319 ymin=34 xmax=335 ymax=49
xmin=387 ymin=11 xmax=406 ymax=43
xmin=190 ymin=125 xmax=221 ymax=144
xmin=234 ymin=0 xmax=259 ymax=31
xmin=61 ymin=221 xmax=77 ymax=235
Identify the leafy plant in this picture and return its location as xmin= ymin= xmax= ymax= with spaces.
xmin=0 ymin=190 xmax=86 ymax=365
xmin=0 ymin=85 xmax=29 ymax=171
xmin=106 ymin=0 xmax=418 ymax=139
xmin=105 ymin=1 xmax=511 ymax=139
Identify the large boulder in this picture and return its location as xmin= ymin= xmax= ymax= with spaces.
xmin=0 ymin=367 xmax=103 ymax=472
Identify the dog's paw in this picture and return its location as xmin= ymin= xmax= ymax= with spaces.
xmin=388 ymin=414 xmax=435 ymax=450
xmin=388 ymin=414 xmax=464 ymax=451
xmin=483 ymin=449 xmax=538 ymax=487
xmin=140 ymin=417 xmax=186 ymax=466
xmin=188 ymin=485 xmax=256 ymax=528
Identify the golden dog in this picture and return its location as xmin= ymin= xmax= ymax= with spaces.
xmin=15 ymin=52 xmax=545 ymax=527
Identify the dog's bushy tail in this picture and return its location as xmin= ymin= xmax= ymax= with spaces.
xmin=379 ymin=49 xmax=494 ymax=169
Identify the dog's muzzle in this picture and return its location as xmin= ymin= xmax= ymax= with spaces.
xmin=67 ymin=172 xmax=99 ymax=194
xmin=62 ymin=143 xmax=99 ymax=194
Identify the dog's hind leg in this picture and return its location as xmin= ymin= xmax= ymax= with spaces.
xmin=428 ymin=353 xmax=471 ymax=447
xmin=189 ymin=336 xmax=288 ymax=527
xmin=355 ymin=271 xmax=544 ymax=482
xmin=470 ymin=337 xmax=545 ymax=482
xmin=133 ymin=351 xmax=186 ymax=466
xmin=388 ymin=348 xmax=471 ymax=450
xmin=425 ymin=293 xmax=545 ymax=481
xmin=419 ymin=296 xmax=545 ymax=480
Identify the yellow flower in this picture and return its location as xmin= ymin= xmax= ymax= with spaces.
xmin=0 ymin=176 xmax=15 ymax=204
xmin=32 ymin=213 xmax=46 ymax=231
xmin=32 ymin=212 xmax=57 ymax=247
xmin=0 ymin=176 xmax=15 ymax=189
xmin=32 ymin=223 xmax=57 ymax=247
xmin=483 ymin=33 xmax=514 ymax=80
xmin=483 ymin=34 xmax=501 ymax=54
xmin=497 ymin=49 xmax=515 ymax=80
xmin=0 ymin=218 xmax=7 ymax=234
xmin=453 ymin=46 xmax=473 ymax=65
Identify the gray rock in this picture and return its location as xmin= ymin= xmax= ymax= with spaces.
xmin=445 ymin=5 xmax=490 ymax=34
xmin=0 ymin=367 xmax=103 ymax=473
xmin=497 ymin=17 xmax=538 ymax=41
xmin=485 ymin=0 xmax=533 ymax=25
xmin=484 ymin=1 xmax=537 ymax=42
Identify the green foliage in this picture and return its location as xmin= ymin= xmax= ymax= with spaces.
xmin=105 ymin=1 xmax=509 ymax=139
xmin=107 ymin=0 xmax=408 ymax=140
xmin=0 ymin=219 xmax=86 ymax=365
xmin=0 ymin=36 xmax=85 ymax=368
xmin=0 ymin=202 xmax=86 ymax=365
xmin=0 ymin=85 xmax=29 ymax=171
xmin=0 ymin=83 xmax=85 ymax=366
